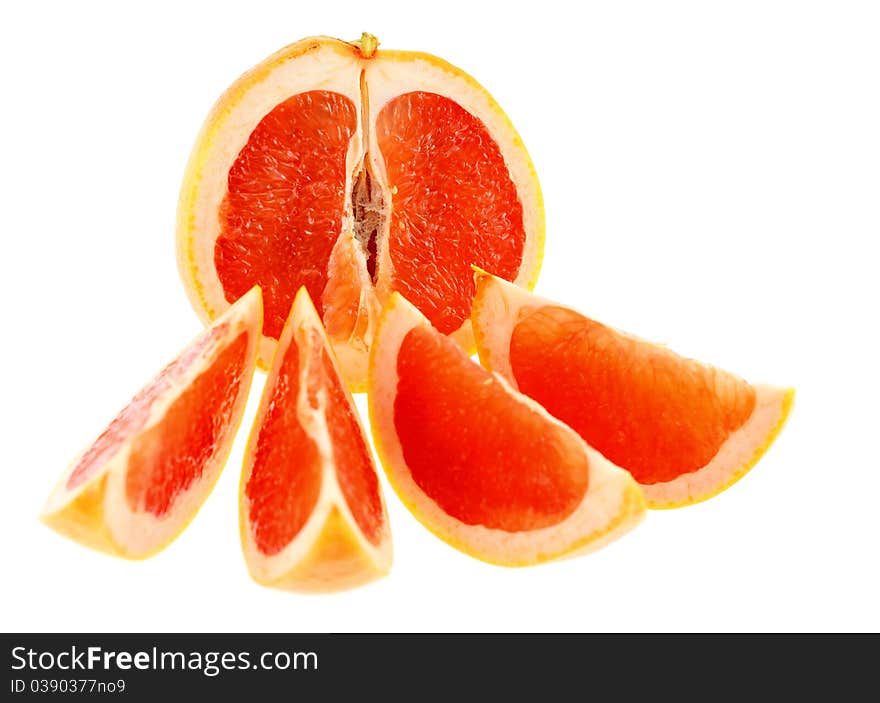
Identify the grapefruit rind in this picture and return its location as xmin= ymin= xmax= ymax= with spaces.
xmin=645 ymin=387 xmax=795 ymax=508
xmin=40 ymin=287 xmax=263 ymax=559
xmin=257 ymin=507 xmax=387 ymax=594
xmin=239 ymin=287 xmax=392 ymax=592
xmin=470 ymin=265 xmax=536 ymax=386
xmin=471 ymin=272 xmax=794 ymax=509
xmin=177 ymin=35 xmax=545 ymax=390
xmin=367 ymin=293 xmax=645 ymax=567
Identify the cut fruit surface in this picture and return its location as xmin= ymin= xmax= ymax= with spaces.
xmin=471 ymin=273 xmax=794 ymax=508
xmin=368 ymin=293 xmax=644 ymax=566
xmin=376 ymin=92 xmax=526 ymax=335
xmin=240 ymin=287 xmax=391 ymax=592
xmin=42 ymin=287 xmax=262 ymax=558
xmin=217 ymin=91 xmax=358 ymax=342
xmin=177 ymin=34 xmax=544 ymax=390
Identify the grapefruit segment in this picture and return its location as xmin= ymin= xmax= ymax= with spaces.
xmin=368 ymin=293 xmax=644 ymax=566
xmin=240 ymin=287 xmax=391 ymax=592
xmin=41 ymin=287 xmax=262 ymax=558
xmin=471 ymin=272 xmax=794 ymax=508
xmin=216 ymin=90 xmax=358 ymax=342
xmin=177 ymin=34 xmax=544 ymax=390
xmin=374 ymin=91 xmax=526 ymax=335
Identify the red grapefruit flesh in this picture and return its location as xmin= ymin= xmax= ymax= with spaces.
xmin=216 ymin=91 xmax=358 ymax=341
xmin=240 ymin=287 xmax=391 ymax=592
xmin=42 ymin=287 xmax=262 ymax=558
xmin=376 ymin=91 xmax=526 ymax=335
xmin=124 ymin=331 xmax=250 ymax=515
xmin=395 ymin=327 xmax=588 ymax=532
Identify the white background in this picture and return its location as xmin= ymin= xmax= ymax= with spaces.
xmin=1 ymin=1 xmax=878 ymax=633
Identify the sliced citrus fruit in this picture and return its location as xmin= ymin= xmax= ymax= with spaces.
xmin=368 ymin=293 xmax=644 ymax=567
xmin=240 ymin=287 xmax=391 ymax=592
xmin=177 ymin=33 xmax=544 ymax=391
xmin=41 ymin=287 xmax=262 ymax=558
xmin=471 ymin=272 xmax=795 ymax=508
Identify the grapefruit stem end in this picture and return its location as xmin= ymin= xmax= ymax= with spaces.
xmin=354 ymin=33 xmax=379 ymax=58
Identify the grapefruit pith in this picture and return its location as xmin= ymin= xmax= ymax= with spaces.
xmin=177 ymin=33 xmax=544 ymax=391
xmin=240 ymin=287 xmax=391 ymax=592
xmin=368 ymin=293 xmax=645 ymax=566
xmin=471 ymin=272 xmax=794 ymax=508
xmin=41 ymin=287 xmax=262 ymax=558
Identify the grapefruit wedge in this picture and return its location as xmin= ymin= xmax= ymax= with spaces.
xmin=41 ymin=287 xmax=262 ymax=558
xmin=177 ymin=33 xmax=544 ymax=390
xmin=368 ymin=293 xmax=645 ymax=566
xmin=471 ymin=272 xmax=794 ymax=508
xmin=240 ymin=287 xmax=391 ymax=592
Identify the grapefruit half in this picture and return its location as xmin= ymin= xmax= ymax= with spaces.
xmin=41 ymin=287 xmax=262 ymax=558
xmin=240 ymin=287 xmax=392 ymax=592
xmin=177 ymin=33 xmax=544 ymax=391
xmin=471 ymin=272 xmax=794 ymax=508
xmin=368 ymin=293 xmax=645 ymax=566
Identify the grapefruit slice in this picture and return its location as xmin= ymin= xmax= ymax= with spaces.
xmin=177 ymin=33 xmax=544 ymax=391
xmin=368 ymin=293 xmax=645 ymax=566
xmin=471 ymin=272 xmax=794 ymax=508
xmin=41 ymin=287 xmax=262 ymax=558
xmin=240 ymin=287 xmax=391 ymax=592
